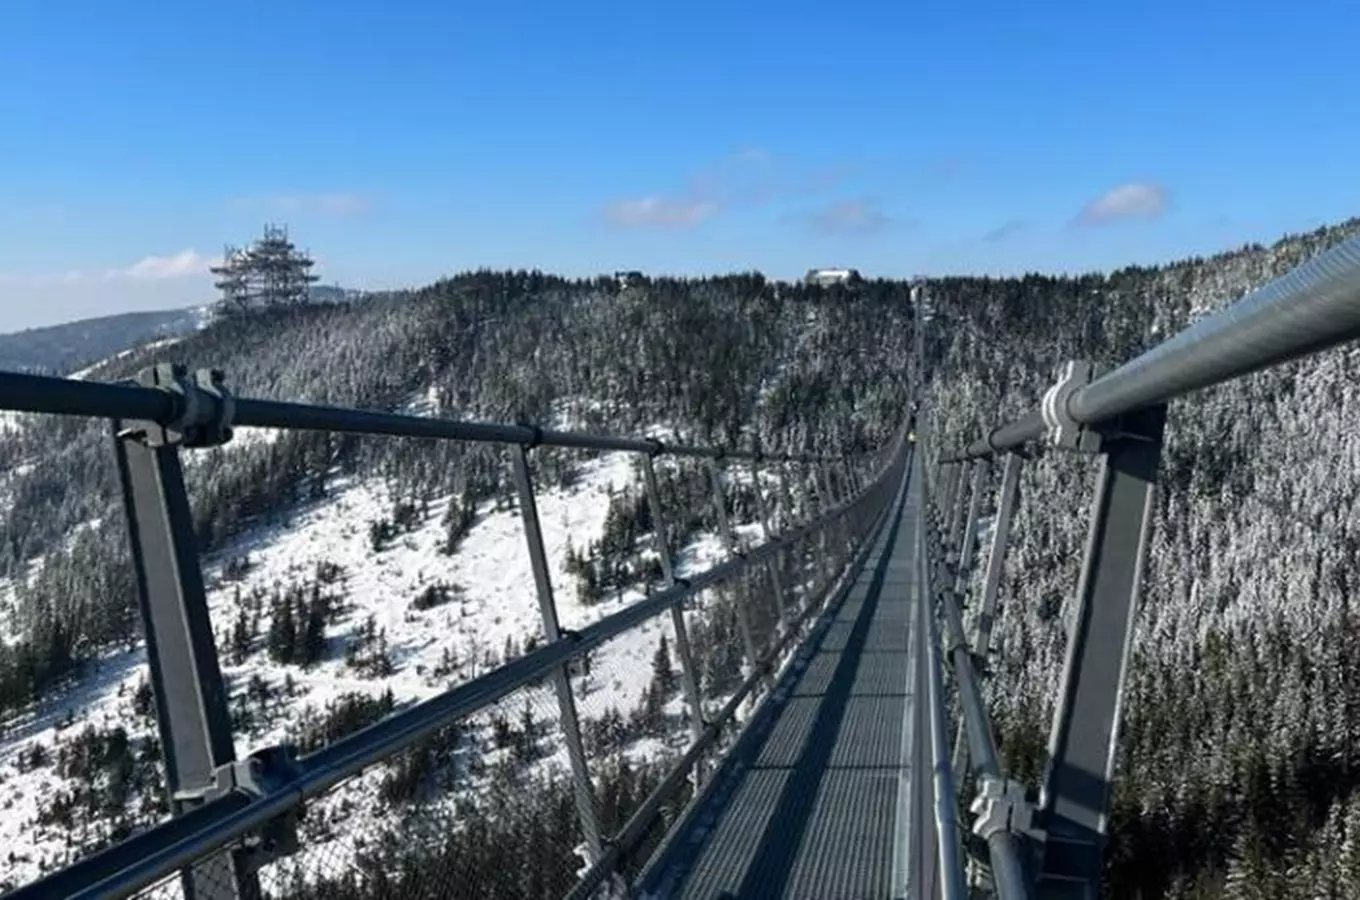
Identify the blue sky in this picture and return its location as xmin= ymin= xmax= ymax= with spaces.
xmin=2 ymin=0 xmax=1358 ymax=331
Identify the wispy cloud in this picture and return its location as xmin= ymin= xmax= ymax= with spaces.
xmin=804 ymin=198 xmax=895 ymax=236
xmin=1077 ymin=183 xmax=1168 ymax=225
xmin=231 ymin=192 xmax=374 ymax=218
xmin=601 ymin=148 xmax=857 ymax=230
xmin=602 ymin=196 xmax=720 ymax=228
xmin=108 ymin=249 xmax=220 ymax=280
xmin=982 ymin=220 xmax=1027 ymax=243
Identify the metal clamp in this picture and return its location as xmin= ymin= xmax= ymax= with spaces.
xmin=173 ymin=745 xmax=303 ymax=872
xmin=129 ymin=364 xmax=236 ymax=448
xmin=1040 ymin=361 xmax=1100 ymax=453
xmin=969 ymin=775 xmax=1036 ymax=842
xmin=518 ymin=422 xmax=544 ymax=450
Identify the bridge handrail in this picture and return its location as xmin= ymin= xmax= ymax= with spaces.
xmin=0 ymin=360 xmax=911 ymax=900
xmin=949 ymin=233 xmax=1360 ymax=460
xmin=918 ymin=451 xmax=1029 ymax=899
xmin=571 ymin=433 xmax=912 ymax=900
xmin=0 ymin=367 xmax=854 ymax=463
xmin=919 ymin=235 xmax=1360 ymax=899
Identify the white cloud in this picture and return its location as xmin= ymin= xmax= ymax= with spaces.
xmin=600 ymin=147 xmax=861 ymax=230
xmin=807 ymin=198 xmax=893 ymax=235
xmin=602 ymin=196 xmax=719 ymax=229
xmin=1077 ymin=183 xmax=1168 ymax=225
xmin=107 ymin=249 xmax=219 ymax=280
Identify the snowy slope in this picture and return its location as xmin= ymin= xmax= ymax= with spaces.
xmin=0 ymin=437 xmax=770 ymax=891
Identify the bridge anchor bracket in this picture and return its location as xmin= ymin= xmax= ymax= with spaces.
xmin=1041 ymin=361 xmax=1101 ymax=453
xmin=172 ymin=744 xmax=303 ymax=873
xmin=119 ymin=364 xmax=236 ymax=449
xmin=970 ymin=775 xmax=1034 ymax=838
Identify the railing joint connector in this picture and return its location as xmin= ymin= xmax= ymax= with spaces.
xmin=970 ymin=774 xmax=1036 ymax=843
xmin=518 ymin=423 xmax=544 ymax=450
xmin=174 ymin=744 xmax=304 ymax=873
xmin=1041 ymin=360 xmax=1102 ymax=453
xmin=124 ymin=363 xmax=236 ymax=449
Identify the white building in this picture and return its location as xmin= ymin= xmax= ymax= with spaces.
xmin=804 ymin=267 xmax=860 ymax=287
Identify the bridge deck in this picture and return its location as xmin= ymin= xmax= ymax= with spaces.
xmin=638 ymin=460 xmax=924 ymax=899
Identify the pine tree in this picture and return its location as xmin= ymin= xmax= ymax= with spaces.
xmin=301 ymin=594 xmax=327 ymax=667
xmin=230 ymin=608 xmax=251 ymax=665
xmin=651 ymin=634 xmax=677 ymax=701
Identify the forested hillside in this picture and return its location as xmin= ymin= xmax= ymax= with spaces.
xmin=924 ymin=218 xmax=1360 ymax=898
xmin=0 ymin=273 xmax=909 ymax=710
xmin=4 ymin=215 xmax=1360 ymax=898
xmin=0 ymin=271 xmax=912 ymax=893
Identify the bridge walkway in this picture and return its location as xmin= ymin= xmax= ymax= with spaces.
xmin=637 ymin=453 xmax=926 ymax=899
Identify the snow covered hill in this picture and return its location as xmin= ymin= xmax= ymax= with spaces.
xmin=0 ymin=431 xmax=774 ymax=892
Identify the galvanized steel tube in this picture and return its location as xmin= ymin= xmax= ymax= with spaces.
xmin=953 ymin=235 xmax=1360 ymax=460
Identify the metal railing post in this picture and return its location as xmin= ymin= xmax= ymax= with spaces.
xmin=112 ymin=376 xmax=255 ymax=900
xmin=776 ymin=462 xmax=810 ymax=611
xmin=952 ymin=453 xmax=1022 ymax=781
xmin=812 ymin=466 xmax=835 ymax=589
xmin=950 ymin=458 xmax=987 ymax=779
xmin=921 ymin=516 xmax=969 ymax=900
xmin=750 ymin=458 xmax=790 ymax=621
xmin=953 ymin=459 xmax=987 ymax=598
xmin=510 ymin=444 xmax=604 ymax=860
xmin=707 ymin=459 xmax=763 ymax=684
xmin=926 ymin=448 xmax=1033 ymax=900
xmin=643 ymin=456 xmax=706 ymax=752
xmin=938 ymin=461 xmax=958 ymax=531
xmin=946 ymin=463 xmax=970 ymax=564
xmin=1036 ymin=404 xmax=1167 ymax=899
xmin=974 ymin=453 xmax=1022 ymax=658
xmin=824 ymin=463 xmax=847 ymax=560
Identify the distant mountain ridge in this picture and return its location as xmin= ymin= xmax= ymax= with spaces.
xmin=0 ymin=285 xmax=362 ymax=375
xmin=0 ymin=307 xmax=209 ymax=375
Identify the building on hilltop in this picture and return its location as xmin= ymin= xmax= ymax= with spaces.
xmin=211 ymin=224 xmax=319 ymax=313
xmin=804 ymin=267 xmax=861 ymax=287
xmin=614 ymin=270 xmax=647 ymax=287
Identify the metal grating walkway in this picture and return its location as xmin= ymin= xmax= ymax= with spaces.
xmin=638 ymin=456 xmax=925 ymax=899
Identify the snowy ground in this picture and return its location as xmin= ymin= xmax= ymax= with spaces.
xmin=0 ymin=438 xmax=773 ymax=891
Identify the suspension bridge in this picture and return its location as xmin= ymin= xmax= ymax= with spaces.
xmin=2 ymin=234 xmax=1360 ymax=899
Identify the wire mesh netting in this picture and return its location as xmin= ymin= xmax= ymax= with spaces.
xmin=40 ymin=435 xmax=906 ymax=900
xmin=569 ymin=608 xmax=688 ymax=885
xmin=251 ymin=681 xmax=582 ymax=900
